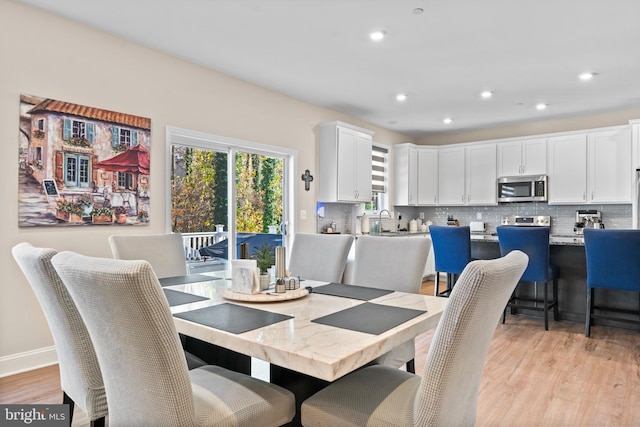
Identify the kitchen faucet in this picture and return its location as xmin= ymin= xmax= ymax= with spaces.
xmin=378 ymin=209 xmax=391 ymax=232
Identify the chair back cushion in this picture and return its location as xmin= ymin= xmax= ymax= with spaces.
xmin=584 ymin=228 xmax=640 ymax=291
xmin=351 ymin=235 xmax=429 ymax=293
xmin=109 ymin=233 xmax=187 ymax=278
xmin=415 ymin=251 xmax=528 ymax=426
xmin=497 ymin=226 xmax=550 ymax=281
xmin=11 ymin=243 xmax=107 ymax=420
xmin=428 ymin=226 xmax=472 ymax=274
xmin=287 ymin=233 xmax=354 ymax=282
xmin=51 ymin=251 xmax=195 ymax=426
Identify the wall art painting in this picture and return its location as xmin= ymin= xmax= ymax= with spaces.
xmin=18 ymin=94 xmax=151 ymax=227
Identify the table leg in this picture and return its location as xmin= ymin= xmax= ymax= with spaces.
xmin=270 ymin=364 xmax=330 ymax=427
xmin=181 ymin=335 xmax=251 ymax=374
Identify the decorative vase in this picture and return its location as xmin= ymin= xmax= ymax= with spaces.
xmin=116 ymin=214 xmax=127 ymax=224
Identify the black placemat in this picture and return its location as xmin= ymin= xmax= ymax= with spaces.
xmin=159 ymin=274 xmax=218 ymax=287
xmin=173 ymin=303 xmax=293 ymax=334
xmin=311 ymin=302 xmax=426 ymax=335
xmin=312 ymin=283 xmax=393 ymax=301
xmin=162 ymin=289 xmax=209 ymax=307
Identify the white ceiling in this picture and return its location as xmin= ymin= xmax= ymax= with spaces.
xmin=16 ymin=0 xmax=640 ymax=138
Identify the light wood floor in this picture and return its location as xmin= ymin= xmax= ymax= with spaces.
xmin=2 ymin=281 xmax=640 ymax=426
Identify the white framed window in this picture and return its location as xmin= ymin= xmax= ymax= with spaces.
xmin=364 ymin=143 xmax=389 ymax=214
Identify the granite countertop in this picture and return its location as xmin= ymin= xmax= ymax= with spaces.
xmin=366 ymin=229 xmax=585 ymax=246
xmin=470 ymin=232 xmax=584 ymax=246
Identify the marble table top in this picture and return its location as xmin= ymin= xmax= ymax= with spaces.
xmin=168 ymin=277 xmax=448 ymax=382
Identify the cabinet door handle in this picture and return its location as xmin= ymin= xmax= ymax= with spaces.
xmin=591 ymin=191 xmax=594 ymax=200
xmin=583 ymin=192 xmax=586 ymax=201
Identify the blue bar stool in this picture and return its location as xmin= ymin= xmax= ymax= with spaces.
xmin=497 ymin=226 xmax=558 ymax=330
xmin=429 ymin=225 xmax=472 ymax=297
xmin=583 ymin=228 xmax=640 ymax=337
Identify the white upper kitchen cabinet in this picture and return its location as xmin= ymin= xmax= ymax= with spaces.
xmin=497 ymin=138 xmax=547 ymax=177
xmin=548 ymin=128 xmax=632 ymax=205
xmin=417 ymin=148 xmax=438 ymax=205
xmin=587 ymin=128 xmax=632 ymax=203
xmin=393 ymin=144 xmax=418 ymax=205
xmin=318 ymin=121 xmax=373 ymax=203
xmin=437 ymin=147 xmax=466 ymax=205
xmin=548 ymin=134 xmax=587 ymax=204
xmin=465 ymin=143 xmax=497 ymax=205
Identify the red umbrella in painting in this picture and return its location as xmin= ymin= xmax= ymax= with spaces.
xmin=95 ymin=145 xmax=150 ymax=175
xmin=95 ymin=145 xmax=150 ymax=214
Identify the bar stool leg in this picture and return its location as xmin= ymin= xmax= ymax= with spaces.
xmin=553 ymin=278 xmax=559 ymax=321
xmin=434 ymin=272 xmax=440 ymax=297
xmin=585 ymin=288 xmax=593 ymax=337
xmin=542 ymin=281 xmax=549 ymax=331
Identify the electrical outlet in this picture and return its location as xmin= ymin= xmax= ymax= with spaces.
xmin=476 ymin=212 xmax=482 ymax=220
xmin=300 ymin=209 xmax=307 ymax=219
xmin=419 ymin=212 xmax=424 ymax=219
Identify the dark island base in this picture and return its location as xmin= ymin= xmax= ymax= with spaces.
xmin=471 ymin=242 xmax=640 ymax=332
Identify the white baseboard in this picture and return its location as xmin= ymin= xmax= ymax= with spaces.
xmin=0 ymin=346 xmax=58 ymax=378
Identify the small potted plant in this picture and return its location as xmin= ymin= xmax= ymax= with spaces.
xmin=55 ymin=198 xmax=83 ymax=223
xmin=137 ymin=210 xmax=149 ymax=223
xmin=91 ymin=207 xmax=114 ymax=224
xmin=253 ymin=242 xmax=275 ymax=291
xmin=76 ymin=193 xmax=95 ymax=217
xmin=114 ymin=206 xmax=128 ymax=224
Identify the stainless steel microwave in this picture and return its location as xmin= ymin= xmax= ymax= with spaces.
xmin=497 ymin=175 xmax=548 ymax=203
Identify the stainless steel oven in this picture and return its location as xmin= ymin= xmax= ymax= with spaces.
xmin=497 ymin=175 xmax=548 ymax=203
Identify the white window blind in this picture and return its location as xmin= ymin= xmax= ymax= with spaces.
xmin=372 ymin=145 xmax=387 ymax=193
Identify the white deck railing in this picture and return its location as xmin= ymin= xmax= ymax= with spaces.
xmin=182 ymin=232 xmax=227 ymax=260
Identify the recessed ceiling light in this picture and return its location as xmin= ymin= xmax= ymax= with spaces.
xmin=412 ymin=8 xmax=424 ymax=14
xmin=536 ymin=103 xmax=547 ymax=110
xmin=481 ymin=91 xmax=493 ymax=99
xmin=370 ymin=30 xmax=386 ymax=41
xmin=578 ymin=72 xmax=597 ymax=81
xmin=443 ymin=117 xmax=452 ymax=124
xmin=396 ymin=93 xmax=407 ymax=102
xmin=388 ymin=120 xmax=397 ymax=125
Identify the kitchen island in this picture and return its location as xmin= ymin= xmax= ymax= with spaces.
xmin=470 ymin=234 xmax=638 ymax=331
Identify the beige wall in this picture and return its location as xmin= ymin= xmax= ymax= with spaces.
xmin=0 ymin=1 xmax=412 ymax=367
xmin=418 ymin=108 xmax=640 ymax=145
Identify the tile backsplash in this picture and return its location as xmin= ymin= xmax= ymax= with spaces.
xmin=316 ymin=202 xmax=633 ymax=235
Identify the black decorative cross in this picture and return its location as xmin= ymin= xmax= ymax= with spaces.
xmin=301 ymin=169 xmax=314 ymax=191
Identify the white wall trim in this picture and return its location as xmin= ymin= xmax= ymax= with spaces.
xmin=0 ymin=346 xmax=57 ymax=378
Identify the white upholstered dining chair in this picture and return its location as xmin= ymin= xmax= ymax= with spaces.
xmin=51 ymin=251 xmax=295 ymax=427
xmin=108 ymin=232 xmax=188 ymax=278
xmin=109 ymin=232 xmax=206 ymax=369
xmin=12 ymin=242 xmax=107 ymax=427
xmin=351 ymin=235 xmax=430 ymax=373
xmin=301 ymin=251 xmax=528 ymax=427
xmin=287 ymin=233 xmax=354 ymax=282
